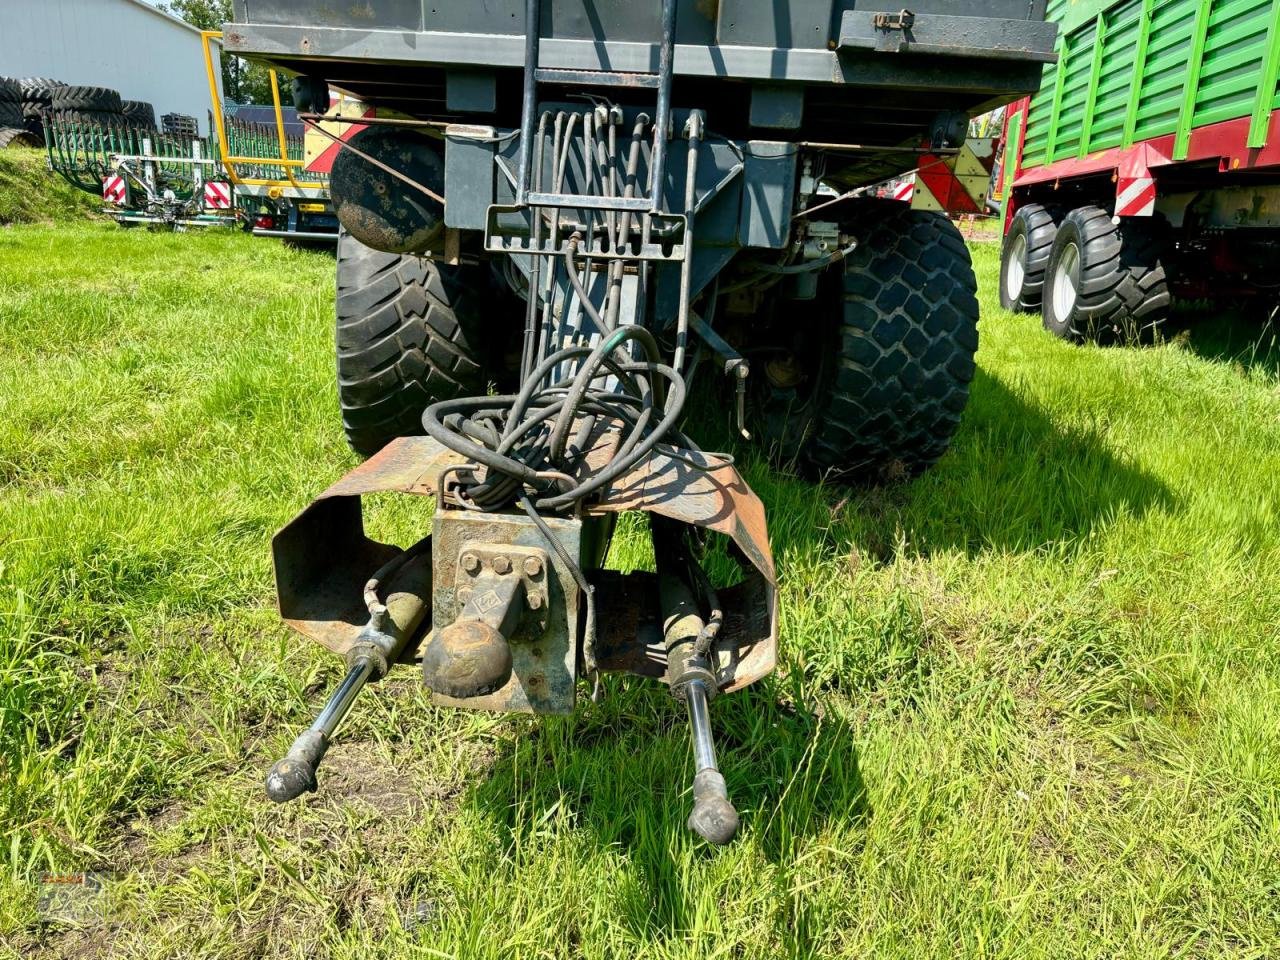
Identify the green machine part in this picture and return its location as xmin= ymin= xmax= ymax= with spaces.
xmin=1020 ymin=0 xmax=1280 ymax=168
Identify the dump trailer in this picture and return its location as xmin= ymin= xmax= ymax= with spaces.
xmin=998 ymin=0 xmax=1280 ymax=342
xmin=225 ymin=0 xmax=1056 ymax=842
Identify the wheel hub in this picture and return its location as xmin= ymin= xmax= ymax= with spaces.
xmin=1005 ymin=232 xmax=1027 ymax=301
xmin=1052 ymin=240 xmax=1080 ymax=323
xmin=764 ymin=352 xmax=805 ymax=389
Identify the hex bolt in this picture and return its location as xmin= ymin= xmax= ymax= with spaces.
xmin=528 ymin=593 xmax=543 ymax=610
xmin=461 ymin=553 xmax=480 ymax=574
xmin=492 ymin=555 xmax=512 ymax=575
xmin=523 ymin=556 xmax=542 ymax=577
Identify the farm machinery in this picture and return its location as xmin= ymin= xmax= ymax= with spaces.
xmin=200 ymin=31 xmax=341 ymax=244
xmin=224 ymin=0 xmax=1057 ymax=842
xmin=45 ymin=114 xmax=239 ymax=230
xmin=998 ymin=0 xmax=1280 ymax=342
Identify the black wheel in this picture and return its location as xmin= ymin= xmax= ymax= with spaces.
xmin=18 ymin=78 xmax=62 ymax=102
xmin=336 ymin=230 xmax=489 ymax=456
xmin=0 ymin=105 xmax=23 ymax=130
xmin=121 ymin=100 xmax=156 ymax=130
xmin=753 ymin=199 xmax=979 ymax=481
xmin=20 ymin=116 xmax=45 ymax=144
xmin=0 ymin=127 xmax=41 ymax=149
xmin=1041 ymin=206 xmax=1170 ymax=344
xmin=999 ymin=203 xmax=1059 ymax=312
xmin=0 ymin=78 xmax=20 ymax=103
xmin=51 ymin=85 xmax=123 ymax=114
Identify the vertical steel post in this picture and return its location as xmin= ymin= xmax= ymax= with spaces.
xmin=1174 ymin=0 xmax=1213 ymax=160
xmin=1044 ymin=34 xmax=1069 ymax=164
xmin=647 ymin=0 xmax=678 ymax=209
xmin=515 ymin=0 xmax=541 ymax=205
xmin=1121 ymin=0 xmax=1154 ymax=149
xmin=1248 ymin=0 xmax=1280 ymax=148
xmin=1078 ymin=13 xmax=1107 ymax=158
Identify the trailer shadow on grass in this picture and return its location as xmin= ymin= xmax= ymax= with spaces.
xmin=452 ymin=363 xmax=1170 ymax=940
xmin=1172 ymin=305 xmax=1280 ymax=381
xmin=740 ymin=365 xmax=1177 ymax=562
xmin=465 ymin=677 xmax=864 ymax=942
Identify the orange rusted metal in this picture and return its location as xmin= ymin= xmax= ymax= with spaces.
xmin=272 ymin=434 xmax=777 ymax=697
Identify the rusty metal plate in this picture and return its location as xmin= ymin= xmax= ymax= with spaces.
xmin=427 ymin=506 xmax=609 ymax=715
xmin=273 ymin=433 xmax=777 ymax=695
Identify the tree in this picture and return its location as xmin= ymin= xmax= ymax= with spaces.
xmin=161 ymin=0 xmax=290 ymax=105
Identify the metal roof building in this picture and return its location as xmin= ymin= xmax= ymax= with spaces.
xmin=0 ymin=0 xmax=222 ymax=134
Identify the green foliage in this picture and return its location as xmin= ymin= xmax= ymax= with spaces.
xmin=161 ymin=0 xmax=291 ymax=106
xmin=0 ymin=227 xmax=1278 ymax=956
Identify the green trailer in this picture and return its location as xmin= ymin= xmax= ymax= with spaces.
xmin=998 ymin=0 xmax=1280 ymax=341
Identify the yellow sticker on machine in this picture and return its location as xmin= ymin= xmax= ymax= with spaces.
xmin=910 ymin=137 xmax=997 ymax=215
xmin=298 ymin=203 xmax=326 ymax=212
xmin=304 ymin=96 xmax=372 ymax=171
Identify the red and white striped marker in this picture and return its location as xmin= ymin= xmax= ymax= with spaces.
xmin=892 ymin=177 xmax=915 ymax=202
xmin=102 ymin=175 xmax=126 ymax=205
xmin=204 ymin=181 xmax=232 ymax=210
xmin=1114 ymin=175 xmax=1156 ymax=217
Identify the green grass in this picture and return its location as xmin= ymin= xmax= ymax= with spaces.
xmin=2 ymin=222 xmax=1279 ymax=958
xmin=0 ymin=149 xmax=102 ymax=226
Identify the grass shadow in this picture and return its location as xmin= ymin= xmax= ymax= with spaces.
xmin=1169 ymin=302 xmax=1280 ymax=380
xmin=464 ymin=677 xmax=865 ymax=940
xmin=737 ymin=365 xmax=1177 ymax=562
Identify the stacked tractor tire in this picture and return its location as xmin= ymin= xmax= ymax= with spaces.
xmin=0 ymin=77 xmax=43 ymax=148
xmin=0 ymin=76 xmax=163 ymax=146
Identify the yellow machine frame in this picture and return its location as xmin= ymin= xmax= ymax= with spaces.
xmin=200 ymin=29 xmax=327 ymax=192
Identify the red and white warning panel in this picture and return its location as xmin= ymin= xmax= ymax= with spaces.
xmin=892 ymin=178 xmax=914 ymax=202
xmin=204 ymin=181 xmax=233 ymax=210
xmin=1115 ymin=175 xmax=1156 ymax=218
xmin=304 ymin=96 xmax=375 ymax=175
xmin=102 ymin=175 xmax=126 ymax=206
xmin=911 ymin=137 xmax=997 ymax=215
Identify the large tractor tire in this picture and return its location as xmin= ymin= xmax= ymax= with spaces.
xmin=754 ymin=199 xmax=979 ymax=481
xmin=1041 ymin=205 xmax=1170 ymax=344
xmin=999 ymin=203 xmax=1059 ymax=312
xmin=55 ymin=110 xmax=124 ymax=129
xmin=336 ymin=231 xmax=489 ymax=457
xmin=0 ymin=127 xmax=41 ymax=149
xmin=51 ymin=85 xmax=123 ymax=114
xmin=121 ymin=100 xmax=157 ymax=130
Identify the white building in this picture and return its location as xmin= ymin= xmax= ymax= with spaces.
xmin=0 ymin=0 xmax=223 ymax=134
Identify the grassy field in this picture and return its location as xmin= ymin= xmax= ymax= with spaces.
xmin=1 ymin=221 xmax=1279 ymax=959
xmin=0 ymin=149 xmax=102 ymax=226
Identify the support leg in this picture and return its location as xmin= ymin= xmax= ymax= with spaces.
xmin=684 ymin=678 xmax=739 ymax=844
xmin=265 ymin=656 xmax=376 ymax=802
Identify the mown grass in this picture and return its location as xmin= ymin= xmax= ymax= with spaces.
xmin=1 ymin=221 xmax=1279 ymax=959
xmin=0 ymin=149 xmax=102 ymax=226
